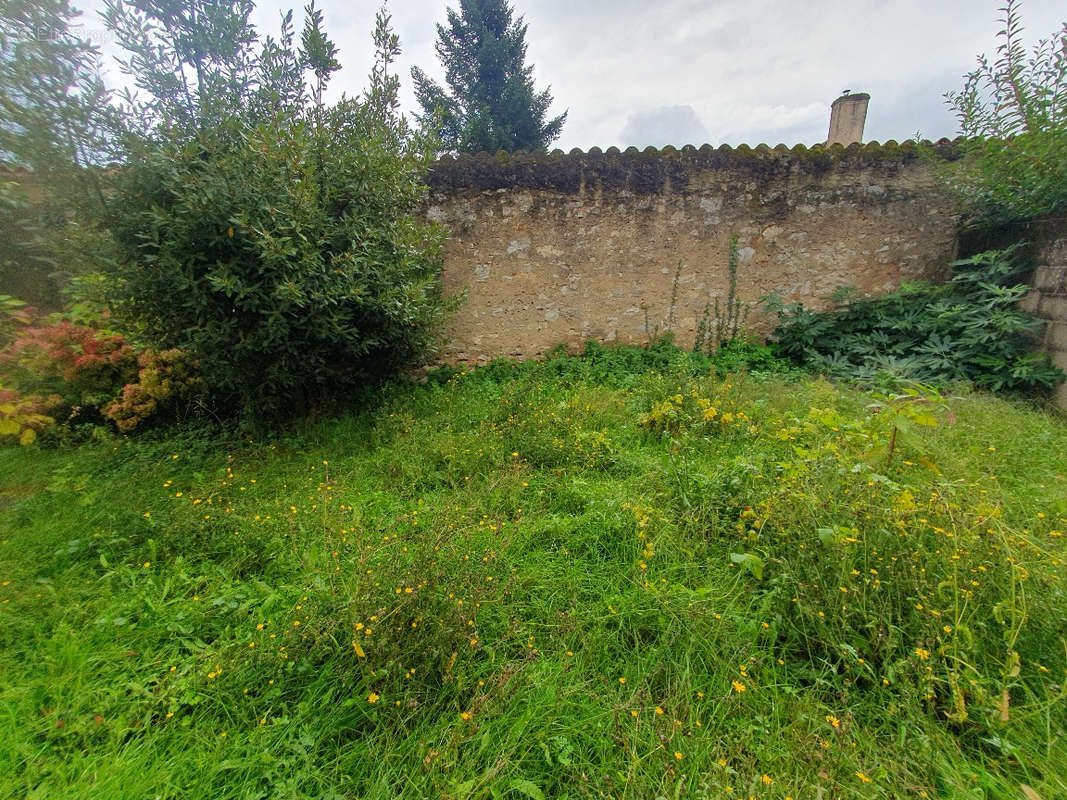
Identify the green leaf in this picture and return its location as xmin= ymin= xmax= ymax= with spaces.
xmin=507 ymin=779 xmax=545 ymax=800
xmin=730 ymin=552 xmax=763 ymax=580
xmin=450 ymin=779 xmax=477 ymax=796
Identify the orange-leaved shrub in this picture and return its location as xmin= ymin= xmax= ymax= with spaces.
xmin=104 ymin=349 xmax=201 ymax=432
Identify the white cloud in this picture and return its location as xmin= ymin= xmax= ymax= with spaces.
xmin=75 ymin=0 xmax=1067 ymax=149
xmin=619 ymin=105 xmax=710 ymax=148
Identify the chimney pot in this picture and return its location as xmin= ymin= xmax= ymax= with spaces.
xmin=827 ymin=92 xmax=869 ymax=146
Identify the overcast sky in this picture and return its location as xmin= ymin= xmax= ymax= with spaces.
xmin=75 ymin=0 xmax=1066 ymax=150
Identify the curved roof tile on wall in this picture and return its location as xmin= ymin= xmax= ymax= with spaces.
xmin=427 ymin=138 xmax=964 ymax=193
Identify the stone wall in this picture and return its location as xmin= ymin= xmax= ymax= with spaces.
xmin=426 ymin=141 xmax=961 ymax=363
xmin=1021 ymin=219 xmax=1067 ymax=408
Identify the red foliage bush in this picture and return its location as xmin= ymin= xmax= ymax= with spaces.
xmin=0 ymin=315 xmax=202 ymax=440
xmin=1 ymin=321 xmax=138 ymax=415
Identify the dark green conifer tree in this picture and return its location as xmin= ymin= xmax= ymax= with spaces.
xmin=411 ymin=0 xmax=565 ymax=153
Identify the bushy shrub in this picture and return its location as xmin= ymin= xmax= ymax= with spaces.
xmin=767 ymin=248 xmax=1064 ymax=394
xmin=108 ymin=109 xmax=448 ymax=421
xmin=429 ymin=338 xmax=791 ymax=393
xmin=103 ymin=4 xmax=451 ymax=422
xmin=708 ymin=337 xmax=789 ymax=377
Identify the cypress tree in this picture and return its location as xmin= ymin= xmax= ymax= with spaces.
xmin=411 ymin=0 xmax=566 ymax=153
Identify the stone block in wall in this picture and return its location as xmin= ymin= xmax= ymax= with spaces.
xmin=1039 ymin=294 xmax=1067 ymax=322
xmin=1048 ymin=323 xmax=1067 ymax=351
xmin=1052 ymin=349 xmax=1067 ymax=372
xmin=1033 ymin=265 xmax=1067 ymax=294
xmin=1039 ymin=236 xmax=1067 ymax=267
xmin=1019 ymin=290 xmax=1041 ymax=314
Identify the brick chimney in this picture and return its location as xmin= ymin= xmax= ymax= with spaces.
xmin=826 ymin=91 xmax=869 ymax=146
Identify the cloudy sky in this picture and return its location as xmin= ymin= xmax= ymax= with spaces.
xmin=75 ymin=0 xmax=1066 ymax=150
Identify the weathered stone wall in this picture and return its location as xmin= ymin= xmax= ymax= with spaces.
xmin=426 ymin=142 xmax=961 ymax=363
xmin=1020 ymin=219 xmax=1067 ymax=409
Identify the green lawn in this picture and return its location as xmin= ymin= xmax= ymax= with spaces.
xmin=1 ymin=350 xmax=1065 ymax=799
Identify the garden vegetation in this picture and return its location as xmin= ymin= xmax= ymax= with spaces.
xmin=0 ymin=2 xmax=1066 ymax=797
xmin=0 ymin=347 xmax=1064 ymax=798
xmin=767 ymin=247 xmax=1063 ymax=394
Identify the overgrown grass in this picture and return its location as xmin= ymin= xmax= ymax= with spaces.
xmin=1 ymin=346 xmax=1065 ymax=799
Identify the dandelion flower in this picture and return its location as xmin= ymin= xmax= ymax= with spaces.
xmin=367 ymin=693 xmax=379 ymax=704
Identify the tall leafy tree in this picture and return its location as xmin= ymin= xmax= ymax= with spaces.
xmin=411 ymin=0 xmax=566 ymax=153
xmin=0 ymin=1 xmax=112 ymax=307
xmin=300 ymin=1 xmax=340 ymax=109
xmin=0 ymin=0 xmax=110 ymax=183
xmin=944 ymin=0 xmax=1067 ymax=223
xmin=101 ymin=0 xmax=284 ymax=142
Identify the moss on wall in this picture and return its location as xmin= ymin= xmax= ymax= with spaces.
xmin=427 ymin=139 xmax=963 ymax=194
